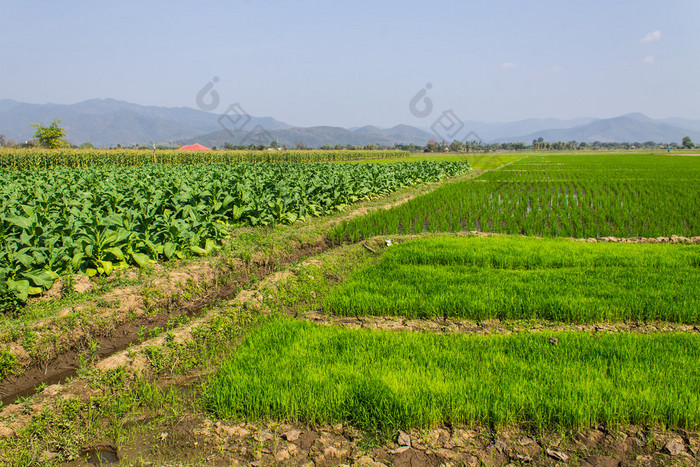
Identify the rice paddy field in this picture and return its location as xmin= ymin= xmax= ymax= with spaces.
xmin=2 ymin=150 xmax=700 ymax=465
xmin=330 ymin=154 xmax=700 ymax=241
xmin=323 ymin=236 xmax=700 ymax=323
xmin=206 ymin=317 xmax=700 ymax=434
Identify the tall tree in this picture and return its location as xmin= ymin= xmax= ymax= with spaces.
xmin=31 ymin=119 xmax=69 ymax=148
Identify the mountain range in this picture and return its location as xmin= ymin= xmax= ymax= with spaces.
xmin=0 ymin=98 xmax=289 ymax=148
xmin=1 ymin=98 xmax=698 ymax=148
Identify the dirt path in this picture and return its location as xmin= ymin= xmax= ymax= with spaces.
xmin=0 ymin=260 xmax=238 ymax=406
xmin=301 ymin=312 xmax=700 ymax=336
xmin=51 ymin=416 xmax=697 ymax=466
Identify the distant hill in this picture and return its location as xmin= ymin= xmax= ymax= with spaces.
xmin=0 ymin=98 xmax=290 ymax=147
xmin=502 ymin=114 xmax=700 ymax=144
xmin=0 ymin=98 xmax=697 ymax=147
xmin=182 ymin=124 xmax=436 ymax=148
xmin=441 ymin=117 xmax=597 ymax=142
xmin=658 ymin=117 xmax=700 ymax=133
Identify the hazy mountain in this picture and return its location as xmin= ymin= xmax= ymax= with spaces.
xmin=445 ymin=117 xmax=597 ymax=141
xmin=353 ymin=124 xmax=435 ymax=143
xmin=0 ymin=98 xmax=290 ymax=147
xmin=658 ymin=117 xmax=700 ymax=133
xmin=189 ymin=114 xmax=698 ymax=148
xmin=182 ymin=124 xmax=436 ymax=148
xmin=0 ymin=99 xmax=23 ymax=113
xmin=501 ymin=114 xmax=700 ymax=144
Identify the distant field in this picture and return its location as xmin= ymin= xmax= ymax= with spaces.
xmin=205 ymin=317 xmax=700 ymax=434
xmin=351 ymin=153 xmax=523 ymax=168
xmin=331 ymin=154 xmax=700 ymax=240
xmin=324 ymin=236 xmax=700 ymax=323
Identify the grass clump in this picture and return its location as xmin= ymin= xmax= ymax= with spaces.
xmin=204 ymin=317 xmax=700 ymax=437
xmin=324 ymin=236 xmax=700 ymax=323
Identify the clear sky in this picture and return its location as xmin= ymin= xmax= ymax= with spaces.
xmin=2 ymin=0 xmax=698 ymax=127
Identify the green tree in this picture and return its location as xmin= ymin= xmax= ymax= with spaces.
xmin=424 ymin=139 xmax=439 ymax=153
xmin=31 ymin=119 xmax=69 ymax=148
xmin=79 ymin=142 xmax=95 ymax=149
xmin=682 ymin=136 xmax=695 ymax=149
xmin=448 ymin=140 xmax=464 ymax=152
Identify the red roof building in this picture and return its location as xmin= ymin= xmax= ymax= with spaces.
xmin=178 ymin=143 xmax=211 ymax=151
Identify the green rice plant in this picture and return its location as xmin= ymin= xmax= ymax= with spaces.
xmin=204 ymin=317 xmax=700 ymax=435
xmin=324 ymin=236 xmax=700 ymax=323
xmin=331 ymin=154 xmax=700 ymax=241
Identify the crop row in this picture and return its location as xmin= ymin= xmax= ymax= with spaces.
xmin=0 ymin=161 xmax=470 ymax=308
xmin=330 ymin=154 xmax=700 ymax=241
xmin=206 ymin=317 xmax=700 ymax=434
xmin=0 ymin=148 xmax=410 ymax=169
xmin=324 ymin=236 xmax=700 ymax=323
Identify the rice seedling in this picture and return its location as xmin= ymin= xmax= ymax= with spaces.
xmin=330 ymin=154 xmax=700 ymax=241
xmin=324 ymin=236 xmax=700 ymax=323
xmin=205 ymin=317 xmax=700 ymax=435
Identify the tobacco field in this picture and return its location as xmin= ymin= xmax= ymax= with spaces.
xmin=0 ymin=160 xmax=469 ymax=307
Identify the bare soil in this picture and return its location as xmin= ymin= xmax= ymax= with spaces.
xmin=302 ymin=312 xmax=700 ymax=337
xmin=53 ymin=416 xmax=700 ymax=466
xmin=0 ymin=259 xmax=236 ymax=406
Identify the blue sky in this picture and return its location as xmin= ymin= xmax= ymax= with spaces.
xmin=2 ymin=0 xmax=698 ymax=127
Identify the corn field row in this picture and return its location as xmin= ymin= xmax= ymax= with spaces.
xmin=0 ymin=148 xmax=410 ymax=169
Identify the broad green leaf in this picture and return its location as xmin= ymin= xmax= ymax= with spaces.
xmin=104 ymin=247 xmax=126 ymax=261
xmin=164 ymin=242 xmax=177 ymax=259
xmin=190 ymin=246 xmax=207 ymax=256
xmin=98 ymin=260 xmax=114 ymax=276
xmin=130 ymin=252 xmax=150 ymax=268
xmin=21 ymin=270 xmax=55 ymax=289
xmin=204 ymin=239 xmax=215 ymax=254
